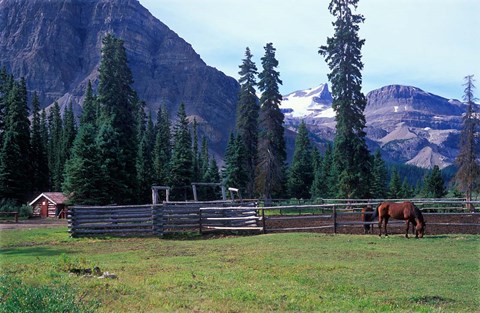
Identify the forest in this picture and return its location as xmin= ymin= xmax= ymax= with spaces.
xmin=0 ymin=1 xmax=478 ymax=211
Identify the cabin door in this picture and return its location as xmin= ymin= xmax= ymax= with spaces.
xmin=40 ymin=201 xmax=48 ymax=218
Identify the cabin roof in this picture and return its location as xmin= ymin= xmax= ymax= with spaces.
xmin=29 ymin=192 xmax=68 ymax=206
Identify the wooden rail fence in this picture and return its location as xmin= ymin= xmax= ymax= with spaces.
xmin=67 ymin=199 xmax=479 ymax=237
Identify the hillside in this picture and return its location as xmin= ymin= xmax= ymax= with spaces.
xmin=0 ymin=0 xmax=239 ymax=156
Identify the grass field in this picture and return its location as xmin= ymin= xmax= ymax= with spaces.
xmin=0 ymin=226 xmax=479 ymax=312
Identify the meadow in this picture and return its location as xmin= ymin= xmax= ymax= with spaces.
xmin=0 ymin=226 xmax=479 ymax=312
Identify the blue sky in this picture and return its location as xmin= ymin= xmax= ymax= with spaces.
xmin=139 ymin=0 xmax=478 ymax=100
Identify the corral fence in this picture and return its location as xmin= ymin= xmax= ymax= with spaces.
xmin=68 ymin=198 xmax=480 ymax=237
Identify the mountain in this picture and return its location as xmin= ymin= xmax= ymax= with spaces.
xmin=0 ymin=0 xmax=239 ymax=156
xmin=281 ymin=84 xmax=466 ymax=169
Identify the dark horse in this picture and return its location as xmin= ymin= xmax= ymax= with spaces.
xmin=376 ymin=202 xmax=426 ymax=238
xmin=361 ymin=205 xmax=375 ymax=234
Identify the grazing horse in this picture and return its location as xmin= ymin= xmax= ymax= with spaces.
xmin=361 ymin=205 xmax=375 ymax=234
xmin=377 ymin=201 xmax=426 ymax=238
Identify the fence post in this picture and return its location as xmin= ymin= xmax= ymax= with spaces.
xmin=262 ymin=208 xmax=266 ymax=234
xmin=199 ymin=208 xmax=203 ymax=235
xmin=333 ymin=205 xmax=337 ymax=234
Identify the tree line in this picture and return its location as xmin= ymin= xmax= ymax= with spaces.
xmin=0 ymin=0 xmax=478 ymax=207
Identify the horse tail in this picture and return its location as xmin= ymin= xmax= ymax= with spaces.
xmin=369 ymin=205 xmax=379 ymax=222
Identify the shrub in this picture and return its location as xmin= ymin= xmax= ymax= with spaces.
xmin=0 ymin=199 xmax=33 ymax=218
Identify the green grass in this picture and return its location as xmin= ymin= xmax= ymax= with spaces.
xmin=1 ymin=226 xmax=479 ymax=312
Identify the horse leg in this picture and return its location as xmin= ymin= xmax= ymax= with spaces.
xmin=378 ymin=218 xmax=382 ymax=237
xmin=384 ymin=217 xmax=389 ymax=237
xmin=405 ymin=220 xmax=410 ymax=238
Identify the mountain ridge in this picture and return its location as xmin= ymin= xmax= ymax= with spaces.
xmin=281 ymin=83 xmax=467 ymax=169
xmin=0 ymin=0 xmax=239 ymax=156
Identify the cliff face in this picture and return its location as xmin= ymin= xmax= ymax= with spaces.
xmin=0 ymin=0 xmax=239 ymax=154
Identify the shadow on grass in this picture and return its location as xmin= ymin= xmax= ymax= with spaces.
xmin=0 ymin=246 xmax=71 ymax=257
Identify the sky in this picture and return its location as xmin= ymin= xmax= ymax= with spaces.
xmin=139 ymin=0 xmax=479 ymax=100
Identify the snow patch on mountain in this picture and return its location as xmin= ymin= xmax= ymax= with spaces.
xmin=280 ymin=83 xmax=333 ymax=118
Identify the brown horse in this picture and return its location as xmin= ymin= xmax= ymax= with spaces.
xmin=361 ymin=205 xmax=374 ymax=234
xmin=376 ymin=201 xmax=426 ymax=238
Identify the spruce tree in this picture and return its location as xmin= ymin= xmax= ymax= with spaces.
xmin=223 ymin=133 xmax=248 ymax=191
xmin=135 ymin=102 xmax=154 ymax=203
xmin=424 ymin=165 xmax=446 ymax=198
xmin=454 ymin=75 xmax=480 ymax=209
xmin=62 ymin=102 xmax=76 ymax=165
xmin=80 ymin=80 xmax=98 ymax=127
xmin=319 ymin=0 xmax=372 ymax=198
xmin=153 ymin=105 xmax=171 ymax=186
xmin=170 ymin=103 xmax=193 ymax=200
xmin=48 ymin=102 xmax=63 ymax=191
xmin=0 ymin=78 xmax=31 ymax=202
xmin=287 ymin=121 xmax=313 ymax=199
xmin=30 ymin=92 xmax=49 ymax=192
xmin=236 ymin=47 xmax=259 ymax=198
xmin=255 ymin=43 xmax=286 ymax=200
xmin=63 ymin=123 xmax=106 ymax=204
xmin=371 ymin=149 xmax=388 ymax=198
xmin=64 ymin=83 xmax=102 ymax=204
xmin=192 ymin=118 xmax=201 ymax=182
xmin=96 ymin=34 xmax=138 ymax=204
xmin=204 ymin=158 xmax=221 ymax=200
xmin=388 ymin=167 xmax=402 ymax=199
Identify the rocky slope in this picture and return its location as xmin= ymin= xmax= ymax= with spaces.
xmin=0 ymin=0 xmax=239 ymax=155
xmin=281 ymin=84 xmax=466 ymax=169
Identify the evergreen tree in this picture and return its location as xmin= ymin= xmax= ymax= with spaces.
xmin=96 ymin=34 xmax=138 ymax=204
xmin=204 ymin=158 xmax=221 ymax=200
xmin=63 ymin=124 xmax=106 ymax=204
xmin=48 ymin=102 xmax=63 ymax=191
xmin=388 ymin=167 xmax=402 ymax=199
xmin=170 ymin=103 xmax=193 ymax=200
xmin=255 ymin=43 xmax=286 ymax=200
xmin=62 ymin=102 xmax=76 ymax=165
xmin=371 ymin=149 xmax=388 ymax=198
xmin=287 ymin=121 xmax=313 ymax=199
xmin=30 ymin=92 xmax=49 ymax=192
xmin=400 ymin=177 xmax=414 ymax=199
xmin=311 ymin=144 xmax=335 ymax=199
xmin=424 ymin=165 xmax=446 ymax=198
xmin=0 ymin=68 xmax=12 ymax=145
xmin=319 ymin=0 xmax=372 ymax=198
xmin=192 ymin=118 xmax=201 ymax=182
xmin=80 ymin=80 xmax=97 ymax=127
xmin=223 ymin=133 xmax=248 ymax=191
xmin=0 ymin=77 xmax=31 ymax=202
xmin=135 ymin=102 xmax=154 ymax=203
xmin=454 ymin=75 xmax=480 ymax=209
xmin=236 ymin=47 xmax=259 ymax=198
xmin=153 ymin=105 xmax=171 ymax=186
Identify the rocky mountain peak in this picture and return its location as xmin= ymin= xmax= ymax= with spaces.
xmin=0 ymin=0 xmax=239 ymax=155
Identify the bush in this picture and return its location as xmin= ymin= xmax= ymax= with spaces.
xmin=0 ymin=199 xmax=33 ymax=218
xmin=0 ymin=275 xmax=98 ymax=313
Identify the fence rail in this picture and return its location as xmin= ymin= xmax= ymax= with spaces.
xmin=67 ymin=199 xmax=479 ymax=237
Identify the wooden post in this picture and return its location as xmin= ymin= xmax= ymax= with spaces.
xmin=221 ymin=185 xmax=226 ymax=201
xmin=192 ymin=184 xmax=198 ymax=202
xmin=262 ymin=208 xmax=266 ymax=234
xmin=333 ymin=205 xmax=337 ymax=234
xmin=199 ymin=208 xmax=203 ymax=235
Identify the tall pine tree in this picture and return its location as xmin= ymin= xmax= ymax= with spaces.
xmin=319 ymin=0 xmax=372 ymax=198
xmin=454 ymin=75 xmax=480 ymax=209
xmin=96 ymin=34 xmax=138 ymax=204
xmin=30 ymin=92 xmax=49 ymax=192
xmin=236 ymin=47 xmax=259 ymax=198
xmin=287 ymin=121 xmax=314 ymax=199
xmin=371 ymin=149 xmax=388 ymax=198
xmin=255 ymin=43 xmax=286 ymax=200
xmin=153 ymin=105 xmax=171 ymax=186
xmin=170 ymin=103 xmax=193 ymax=200
xmin=0 ymin=77 xmax=31 ymax=202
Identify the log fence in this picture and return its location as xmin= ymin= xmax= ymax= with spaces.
xmin=67 ymin=199 xmax=479 ymax=237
